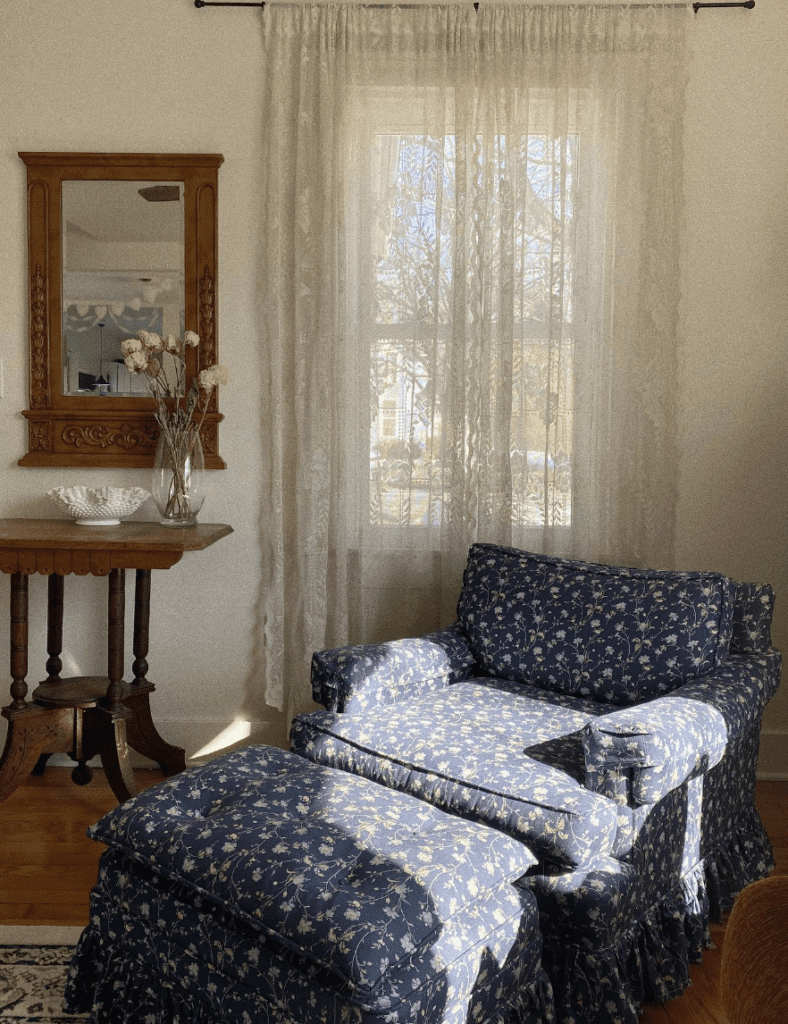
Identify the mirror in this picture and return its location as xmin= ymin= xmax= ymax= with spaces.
xmin=19 ymin=153 xmax=225 ymax=468
xmin=62 ymin=179 xmax=185 ymax=398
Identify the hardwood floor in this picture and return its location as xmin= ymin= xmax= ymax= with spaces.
xmin=0 ymin=766 xmax=165 ymax=926
xmin=0 ymin=769 xmax=784 ymax=1022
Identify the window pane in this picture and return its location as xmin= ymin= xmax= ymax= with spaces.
xmin=369 ymin=132 xmax=575 ymax=529
xmin=373 ymin=135 xmax=455 ymax=327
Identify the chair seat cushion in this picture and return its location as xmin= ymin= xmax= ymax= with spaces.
xmin=292 ymin=679 xmax=618 ymax=867
xmin=456 ymin=543 xmax=736 ymax=704
xmin=86 ymin=745 xmax=537 ymax=1007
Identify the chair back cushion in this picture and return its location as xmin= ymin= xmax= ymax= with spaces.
xmin=457 ymin=543 xmax=736 ymax=704
xmin=730 ymin=581 xmax=775 ymax=654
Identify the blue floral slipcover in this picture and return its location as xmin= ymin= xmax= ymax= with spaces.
xmin=65 ymin=745 xmax=555 ymax=1024
xmin=311 ymin=622 xmax=476 ymax=715
xmin=66 ymin=543 xmax=780 ymax=1024
xmin=457 ymin=544 xmax=736 ymax=704
xmin=292 ymin=679 xmax=618 ymax=868
xmin=299 ymin=543 xmax=781 ymax=1024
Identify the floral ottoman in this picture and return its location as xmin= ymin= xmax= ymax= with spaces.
xmin=65 ymin=746 xmax=555 ymax=1024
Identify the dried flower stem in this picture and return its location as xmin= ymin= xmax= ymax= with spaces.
xmin=120 ymin=331 xmax=228 ymax=522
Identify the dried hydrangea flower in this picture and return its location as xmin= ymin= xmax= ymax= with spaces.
xmin=121 ymin=337 xmax=143 ymax=356
xmin=124 ymin=349 xmax=148 ymax=373
xmin=199 ymin=364 xmax=230 ymax=391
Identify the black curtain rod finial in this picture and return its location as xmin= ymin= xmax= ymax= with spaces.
xmin=693 ymin=0 xmax=753 ymax=9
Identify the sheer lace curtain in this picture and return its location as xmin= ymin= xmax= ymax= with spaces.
xmin=259 ymin=1 xmax=690 ymax=717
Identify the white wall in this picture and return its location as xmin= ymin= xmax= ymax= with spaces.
xmin=679 ymin=0 xmax=788 ymax=778
xmin=0 ymin=0 xmax=287 ymax=765
xmin=1 ymin=0 xmax=786 ymax=776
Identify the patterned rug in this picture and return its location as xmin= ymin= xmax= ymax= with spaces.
xmin=0 ymin=928 xmax=87 ymax=1023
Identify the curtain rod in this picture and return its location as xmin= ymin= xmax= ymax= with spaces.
xmin=195 ymin=0 xmax=755 ymax=10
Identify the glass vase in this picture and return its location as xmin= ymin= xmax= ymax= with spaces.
xmin=151 ymin=429 xmax=205 ymax=527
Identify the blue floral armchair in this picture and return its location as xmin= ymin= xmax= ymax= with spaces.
xmin=292 ymin=543 xmax=781 ymax=1024
xmin=64 ymin=543 xmax=779 ymax=1024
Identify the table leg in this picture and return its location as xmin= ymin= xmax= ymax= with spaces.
xmin=30 ymin=753 xmax=52 ymax=775
xmin=0 ymin=705 xmax=74 ymax=802
xmin=80 ymin=567 xmax=138 ymax=801
xmin=32 ymin=573 xmax=66 ymax=776
xmin=2 ymin=564 xmax=186 ymax=806
xmin=10 ymin=572 xmax=29 ymax=710
xmin=124 ymin=569 xmax=186 ymax=775
xmin=124 ymin=690 xmax=186 ymax=776
xmin=105 ymin=568 xmax=126 ymax=713
xmin=132 ymin=568 xmax=150 ymax=686
xmin=1 ymin=573 xmax=74 ymax=802
xmin=46 ymin=573 xmax=64 ymax=681
xmin=83 ymin=706 xmax=138 ymax=803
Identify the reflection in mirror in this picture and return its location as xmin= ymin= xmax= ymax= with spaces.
xmin=62 ymin=180 xmax=185 ymax=397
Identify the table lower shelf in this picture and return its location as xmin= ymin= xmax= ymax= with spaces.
xmin=33 ymin=675 xmax=152 ymax=708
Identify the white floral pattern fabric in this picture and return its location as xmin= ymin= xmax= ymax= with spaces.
xmin=457 ymin=544 xmax=736 ymax=704
xmin=582 ymin=650 xmax=780 ymax=806
xmin=298 ymin=543 xmax=780 ymax=1024
xmin=66 ymin=543 xmax=780 ymax=1024
xmin=730 ymin=580 xmax=775 ymax=653
xmin=65 ymin=848 xmax=552 ymax=1024
xmin=528 ymin=727 xmax=776 ymax=1024
xmin=66 ymin=746 xmax=553 ymax=1024
xmin=292 ymin=680 xmax=617 ymax=868
xmin=311 ymin=623 xmax=476 ymax=715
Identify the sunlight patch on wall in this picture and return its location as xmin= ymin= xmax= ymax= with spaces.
xmin=191 ymin=719 xmax=252 ymax=760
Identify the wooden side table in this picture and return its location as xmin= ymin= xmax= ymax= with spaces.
xmin=0 ymin=519 xmax=232 ymax=804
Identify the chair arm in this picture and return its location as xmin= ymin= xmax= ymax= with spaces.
xmin=310 ymin=621 xmax=477 ymax=713
xmin=583 ymin=649 xmax=781 ymax=807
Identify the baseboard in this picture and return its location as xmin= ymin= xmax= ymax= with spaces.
xmin=45 ymin=717 xmax=289 ymax=772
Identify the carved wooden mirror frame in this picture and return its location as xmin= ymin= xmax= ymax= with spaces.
xmin=19 ymin=152 xmax=225 ymax=468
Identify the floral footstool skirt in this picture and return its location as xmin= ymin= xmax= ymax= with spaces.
xmin=65 ymin=745 xmax=555 ymax=1024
